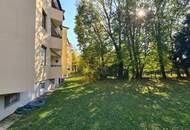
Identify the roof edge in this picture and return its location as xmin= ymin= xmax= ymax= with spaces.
xmin=62 ymin=26 xmax=70 ymax=29
xmin=56 ymin=0 xmax=65 ymax=12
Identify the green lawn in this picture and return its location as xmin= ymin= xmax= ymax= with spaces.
xmin=10 ymin=77 xmax=190 ymax=130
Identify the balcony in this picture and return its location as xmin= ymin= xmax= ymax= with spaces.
xmin=51 ymin=24 xmax=62 ymax=38
xmin=48 ymin=48 xmax=62 ymax=79
xmin=51 ymin=7 xmax=63 ymax=24
xmin=51 ymin=24 xmax=62 ymax=49
xmin=50 ymin=48 xmax=61 ymax=57
xmin=48 ymin=66 xmax=62 ymax=79
xmin=50 ymin=36 xmax=62 ymax=49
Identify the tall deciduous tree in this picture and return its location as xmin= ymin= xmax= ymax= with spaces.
xmin=75 ymin=0 xmax=190 ymax=80
xmin=172 ymin=13 xmax=190 ymax=78
xmin=75 ymin=0 xmax=109 ymax=79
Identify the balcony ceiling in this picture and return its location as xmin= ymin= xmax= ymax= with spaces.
xmin=50 ymin=49 xmax=61 ymax=58
xmin=52 ymin=0 xmax=64 ymax=12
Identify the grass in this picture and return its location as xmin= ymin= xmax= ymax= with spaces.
xmin=9 ymin=77 xmax=190 ymax=130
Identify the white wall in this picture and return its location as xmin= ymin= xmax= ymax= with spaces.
xmin=0 ymin=79 xmax=57 ymax=121
xmin=0 ymin=92 xmax=31 ymax=121
xmin=0 ymin=0 xmax=36 ymax=94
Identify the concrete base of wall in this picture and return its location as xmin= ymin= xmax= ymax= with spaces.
xmin=0 ymin=92 xmax=30 ymax=121
xmin=0 ymin=78 xmax=60 ymax=121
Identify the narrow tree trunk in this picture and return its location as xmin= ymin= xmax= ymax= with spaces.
xmin=154 ymin=70 xmax=157 ymax=79
xmin=139 ymin=65 xmax=144 ymax=79
xmin=175 ymin=65 xmax=181 ymax=79
xmin=127 ymin=41 xmax=135 ymax=79
xmin=100 ymin=56 xmax=107 ymax=79
xmin=118 ymin=61 xmax=124 ymax=79
xmin=116 ymin=51 xmax=124 ymax=79
xmin=184 ymin=68 xmax=190 ymax=78
xmin=155 ymin=28 xmax=167 ymax=79
xmin=131 ymin=38 xmax=140 ymax=79
xmin=159 ymin=57 xmax=167 ymax=79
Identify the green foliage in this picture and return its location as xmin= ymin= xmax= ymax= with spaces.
xmin=172 ymin=13 xmax=190 ymax=77
xmin=75 ymin=0 xmax=190 ymax=79
xmin=75 ymin=0 xmax=114 ymax=80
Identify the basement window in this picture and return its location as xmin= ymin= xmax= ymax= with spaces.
xmin=40 ymin=82 xmax=46 ymax=89
xmin=42 ymin=9 xmax=47 ymax=30
xmin=4 ymin=93 xmax=20 ymax=108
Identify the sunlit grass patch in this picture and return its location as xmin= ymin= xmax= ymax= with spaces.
xmin=9 ymin=77 xmax=190 ymax=130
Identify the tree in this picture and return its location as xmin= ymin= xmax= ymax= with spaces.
xmin=92 ymin=0 xmax=126 ymax=79
xmin=75 ymin=0 xmax=190 ymax=80
xmin=75 ymin=0 xmax=109 ymax=79
xmin=172 ymin=13 xmax=190 ymax=78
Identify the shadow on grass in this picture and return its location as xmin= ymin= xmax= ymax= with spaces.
xmin=9 ymin=78 xmax=190 ymax=130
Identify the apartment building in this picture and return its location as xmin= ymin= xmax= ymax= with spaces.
xmin=0 ymin=0 xmax=65 ymax=121
xmin=34 ymin=0 xmax=64 ymax=98
xmin=71 ymin=50 xmax=79 ymax=73
xmin=62 ymin=27 xmax=74 ymax=77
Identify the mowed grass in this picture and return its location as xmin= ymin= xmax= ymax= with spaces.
xmin=9 ymin=77 xmax=190 ymax=130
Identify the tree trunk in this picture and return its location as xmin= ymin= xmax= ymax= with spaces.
xmin=155 ymin=23 xmax=167 ymax=79
xmin=175 ymin=66 xmax=181 ymax=79
xmin=118 ymin=61 xmax=124 ymax=79
xmin=139 ymin=65 xmax=144 ymax=79
xmin=156 ymin=44 xmax=167 ymax=79
xmin=184 ymin=68 xmax=190 ymax=78
xmin=155 ymin=71 xmax=157 ymax=79
xmin=116 ymin=51 xmax=124 ymax=79
xmin=159 ymin=57 xmax=167 ymax=79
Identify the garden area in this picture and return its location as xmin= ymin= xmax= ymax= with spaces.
xmin=9 ymin=1 xmax=190 ymax=129
xmin=10 ymin=77 xmax=190 ymax=130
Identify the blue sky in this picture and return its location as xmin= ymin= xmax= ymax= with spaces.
xmin=60 ymin=0 xmax=79 ymax=50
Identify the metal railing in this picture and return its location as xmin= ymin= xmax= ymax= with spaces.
xmin=51 ymin=26 xmax=62 ymax=38
xmin=51 ymin=65 xmax=62 ymax=67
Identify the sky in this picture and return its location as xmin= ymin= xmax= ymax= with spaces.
xmin=60 ymin=0 xmax=79 ymax=50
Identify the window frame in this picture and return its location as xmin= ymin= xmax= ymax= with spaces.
xmin=41 ymin=45 xmax=47 ymax=66
xmin=4 ymin=93 xmax=20 ymax=108
xmin=42 ymin=9 xmax=47 ymax=30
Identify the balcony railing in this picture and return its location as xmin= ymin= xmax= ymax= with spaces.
xmin=51 ymin=25 xmax=62 ymax=38
xmin=50 ymin=48 xmax=61 ymax=57
xmin=50 ymin=7 xmax=64 ymax=23
xmin=48 ymin=65 xmax=62 ymax=79
xmin=50 ymin=36 xmax=62 ymax=49
xmin=51 ymin=65 xmax=62 ymax=67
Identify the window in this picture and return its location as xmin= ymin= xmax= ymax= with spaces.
xmin=40 ymin=82 xmax=46 ymax=89
xmin=42 ymin=9 xmax=47 ymax=30
xmin=41 ymin=45 xmax=47 ymax=66
xmin=52 ymin=0 xmax=56 ymax=8
xmin=4 ymin=93 xmax=20 ymax=108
